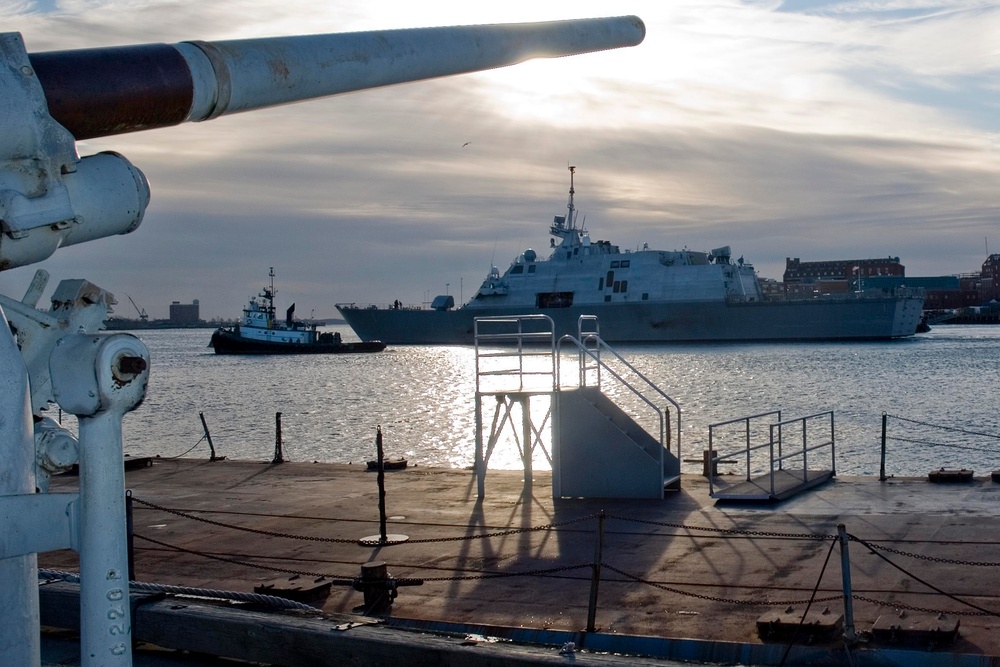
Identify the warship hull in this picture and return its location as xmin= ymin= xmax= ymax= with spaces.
xmin=338 ymin=294 xmax=925 ymax=345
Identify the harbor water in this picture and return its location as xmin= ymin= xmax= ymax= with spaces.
xmin=110 ymin=324 xmax=1000 ymax=478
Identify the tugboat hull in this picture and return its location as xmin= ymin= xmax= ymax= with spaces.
xmin=209 ymin=328 xmax=385 ymax=355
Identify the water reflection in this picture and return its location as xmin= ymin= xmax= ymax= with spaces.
xmin=111 ymin=325 xmax=1000 ymax=477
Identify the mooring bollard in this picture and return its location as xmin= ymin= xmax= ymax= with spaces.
xmin=356 ymin=561 xmax=394 ymax=614
xmin=273 ymin=412 xmax=284 ymax=463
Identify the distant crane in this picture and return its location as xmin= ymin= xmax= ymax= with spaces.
xmin=125 ymin=294 xmax=148 ymax=323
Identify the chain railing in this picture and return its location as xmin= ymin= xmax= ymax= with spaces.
xmin=880 ymin=413 xmax=1000 ymax=480
xmin=116 ymin=493 xmax=1000 ymax=635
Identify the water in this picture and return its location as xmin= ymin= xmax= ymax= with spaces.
xmin=105 ymin=324 xmax=1000 ymax=478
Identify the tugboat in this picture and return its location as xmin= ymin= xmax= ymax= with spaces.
xmin=210 ymin=269 xmax=386 ymax=355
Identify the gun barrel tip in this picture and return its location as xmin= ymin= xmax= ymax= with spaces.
xmin=628 ymin=15 xmax=646 ymax=44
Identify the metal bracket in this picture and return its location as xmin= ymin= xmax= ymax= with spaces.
xmin=0 ymin=492 xmax=78 ymax=557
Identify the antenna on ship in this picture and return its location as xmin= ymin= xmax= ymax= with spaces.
xmin=567 ymin=165 xmax=576 ymax=229
xmin=266 ymin=267 xmax=276 ymax=320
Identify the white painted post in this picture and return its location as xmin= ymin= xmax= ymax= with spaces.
xmin=50 ymin=333 xmax=150 ymax=667
xmin=0 ymin=306 xmax=41 ymax=667
xmin=77 ymin=409 xmax=134 ymax=664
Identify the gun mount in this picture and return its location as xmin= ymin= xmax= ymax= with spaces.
xmin=0 ymin=16 xmax=644 ymax=667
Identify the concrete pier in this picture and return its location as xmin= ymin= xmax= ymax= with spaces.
xmin=39 ymin=459 xmax=1000 ymax=664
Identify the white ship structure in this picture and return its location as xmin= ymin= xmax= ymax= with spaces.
xmin=337 ymin=168 xmax=924 ymax=344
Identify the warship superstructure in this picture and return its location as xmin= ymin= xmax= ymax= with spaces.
xmin=338 ymin=168 xmax=925 ymax=344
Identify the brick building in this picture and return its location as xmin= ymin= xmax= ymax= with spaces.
xmin=981 ymin=254 xmax=1000 ymax=301
xmin=169 ymin=300 xmax=200 ymax=324
xmin=783 ymin=256 xmax=904 ymax=284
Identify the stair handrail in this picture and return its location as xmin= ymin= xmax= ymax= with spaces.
xmin=555 ymin=333 xmax=681 ymax=456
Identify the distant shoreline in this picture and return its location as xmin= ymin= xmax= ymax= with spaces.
xmin=104 ymin=318 xmax=347 ymax=330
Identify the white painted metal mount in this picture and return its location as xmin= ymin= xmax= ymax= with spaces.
xmin=0 ymin=304 xmax=42 ymax=666
xmin=50 ymin=333 xmax=150 ymax=666
xmin=0 ymin=32 xmax=151 ymax=271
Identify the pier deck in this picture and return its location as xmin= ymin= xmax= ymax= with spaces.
xmin=40 ymin=459 xmax=1000 ymax=664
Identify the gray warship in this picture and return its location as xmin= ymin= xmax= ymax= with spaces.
xmin=338 ymin=167 xmax=925 ymax=344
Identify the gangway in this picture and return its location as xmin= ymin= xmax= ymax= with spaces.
xmin=707 ymin=410 xmax=836 ymax=501
xmin=473 ymin=314 xmax=681 ymax=499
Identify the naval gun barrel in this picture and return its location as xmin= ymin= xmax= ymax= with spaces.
xmin=28 ymin=16 xmax=645 ymax=140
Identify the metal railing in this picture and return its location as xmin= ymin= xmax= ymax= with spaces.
xmin=707 ymin=410 xmax=782 ymax=497
xmin=556 ymin=316 xmax=681 ymax=456
xmin=708 ymin=410 xmax=835 ymax=498
xmin=473 ymin=315 xmax=558 ymax=498
xmin=768 ymin=411 xmax=836 ymax=496
xmin=474 ymin=315 xmax=557 ymax=394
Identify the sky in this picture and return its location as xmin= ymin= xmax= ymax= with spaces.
xmin=2 ymin=0 xmax=998 ymax=320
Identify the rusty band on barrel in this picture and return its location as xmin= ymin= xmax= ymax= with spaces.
xmin=29 ymin=43 xmax=194 ymax=140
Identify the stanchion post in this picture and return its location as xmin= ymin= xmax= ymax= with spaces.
xmin=273 ymin=412 xmax=284 ymax=463
xmin=586 ymin=510 xmax=606 ymax=633
xmin=125 ymin=490 xmax=135 ymax=582
xmin=880 ymin=413 xmax=887 ymax=482
xmin=199 ymin=411 xmax=220 ymax=461
xmin=837 ymin=524 xmax=857 ymax=643
xmin=376 ymin=425 xmax=388 ymax=543
xmin=358 ymin=426 xmax=409 ymax=546
xmin=665 ymin=408 xmax=671 ymax=452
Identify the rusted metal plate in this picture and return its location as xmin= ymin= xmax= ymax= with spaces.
xmin=871 ymin=611 xmax=959 ymax=646
xmin=756 ymin=606 xmax=844 ymax=643
xmin=254 ymin=575 xmax=333 ymax=603
xmin=928 ymin=468 xmax=974 ymax=483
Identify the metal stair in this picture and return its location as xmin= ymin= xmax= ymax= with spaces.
xmin=473 ymin=314 xmax=681 ymax=500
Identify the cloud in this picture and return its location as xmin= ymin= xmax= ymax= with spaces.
xmin=2 ymin=0 xmax=998 ymax=320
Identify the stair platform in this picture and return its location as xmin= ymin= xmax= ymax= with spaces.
xmin=711 ymin=468 xmax=834 ymax=502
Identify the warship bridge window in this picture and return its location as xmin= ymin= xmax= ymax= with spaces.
xmin=536 ymin=292 xmax=574 ymax=308
xmin=621 ymin=260 xmax=630 ymax=268
xmin=604 ymin=295 xmax=612 ymax=302
xmin=511 ymin=265 xmax=524 ymax=274
xmin=528 ymin=265 xmax=536 ymax=273
xmin=598 ymin=277 xmax=604 ymax=290
xmin=613 ymin=281 xmax=621 ymax=293
xmin=611 ymin=260 xmax=620 ymax=268
xmin=621 ymin=280 xmax=628 ymax=292
xmin=642 ymin=292 xmax=649 ymax=300
xmin=606 ymin=270 xmax=615 ymax=285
